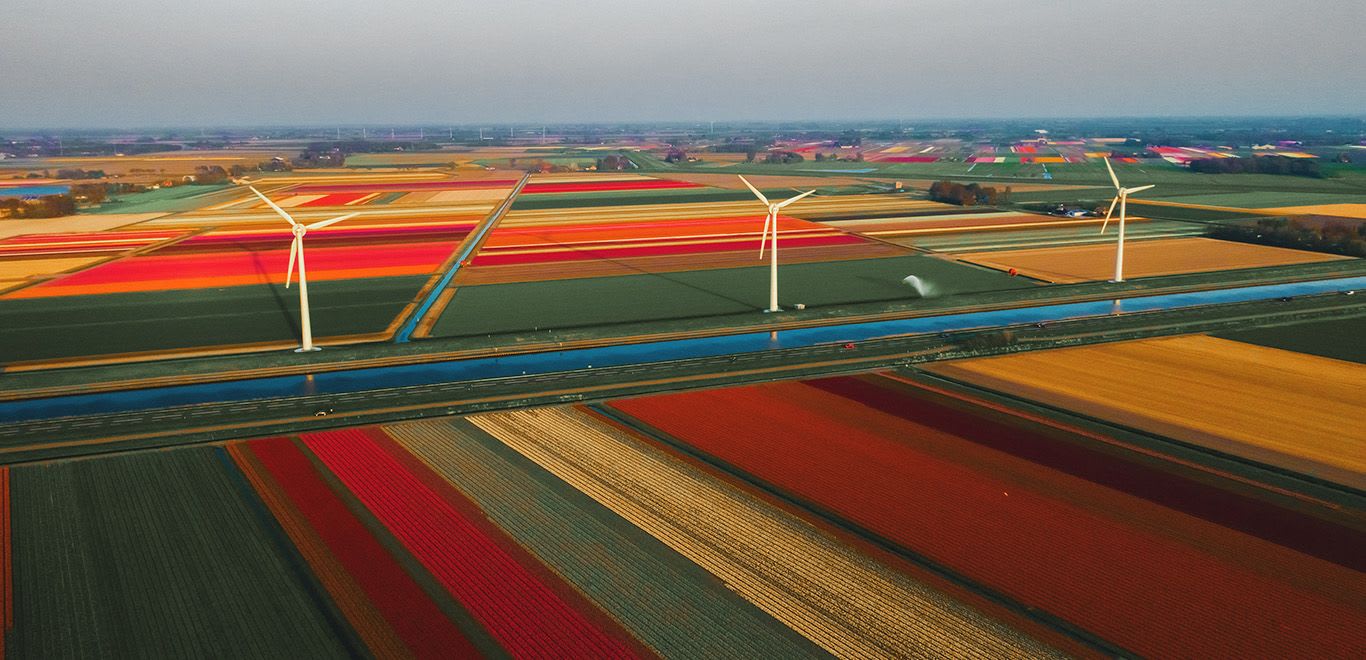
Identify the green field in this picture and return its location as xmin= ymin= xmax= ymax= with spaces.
xmin=429 ymin=256 xmax=1034 ymax=338
xmin=391 ymin=419 xmax=822 ymax=658
xmin=0 ymin=275 xmax=427 ymax=364
xmin=1215 ymin=314 xmax=1366 ymax=364
xmin=9 ymin=448 xmax=355 ymax=656
xmin=86 ymin=184 xmax=235 ymax=215
xmin=1144 ymin=190 xmax=1366 ymax=209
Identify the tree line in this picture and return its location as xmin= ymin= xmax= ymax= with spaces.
xmin=1209 ymin=217 xmax=1366 ymax=257
xmin=1188 ymin=155 xmax=1323 ymax=178
xmin=928 ymin=180 xmax=1011 ymax=206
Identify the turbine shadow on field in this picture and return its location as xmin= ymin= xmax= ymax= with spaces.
xmin=247 ymin=247 xmax=300 ymax=337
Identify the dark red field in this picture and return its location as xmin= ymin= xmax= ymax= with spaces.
xmin=607 ymin=376 xmax=1366 ymax=658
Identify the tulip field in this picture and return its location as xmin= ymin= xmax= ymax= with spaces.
xmin=604 ymin=373 xmax=1366 ymax=659
xmin=0 ymin=167 xmax=1069 ymax=366
xmin=5 ymin=357 xmax=1360 ymax=657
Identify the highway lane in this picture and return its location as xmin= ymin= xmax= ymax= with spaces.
xmin=2 ymin=292 xmax=1360 ymax=464
xmin=4 ymin=273 xmax=1362 ymax=426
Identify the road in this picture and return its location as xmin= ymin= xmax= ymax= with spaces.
xmin=2 ymin=291 xmax=1359 ymax=464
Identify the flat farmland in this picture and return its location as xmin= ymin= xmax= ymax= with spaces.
xmin=606 ymin=374 xmax=1366 ymax=658
xmin=1147 ymin=192 xmax=1366 ymax=210
xmin=905 ymin=220 xmax=1205 ymax=254
xmin=657 ymin=172 xmax=875 ymax=189
xmin=4 ymin=222 xmax=470 ymax=299
xmin=0 ymin=275 xmax=428 ymax=365
xmin=925 ymin=335 xmax=1366 ymax=489
xmin=1264 ymin=203 xmax=1366 ymax=218
xmin=957 ymin=236 xmax=1347 ymax=282
xmin=431 ymin=255 xmax=1031 ymax=338
xmin=1216 ymin=314 xmax=1366 ymax=364
xmin=826 ymin=210 xmax=1133 ymax=239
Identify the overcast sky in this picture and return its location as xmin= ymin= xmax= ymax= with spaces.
xmin=3 ymin=0 xmax=1364 ymax=127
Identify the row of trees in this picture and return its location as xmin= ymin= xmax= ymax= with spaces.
xmin=763 ymin=151 xmax=804 ymax=164
xmin=596 ymin=154 xmax=631 ymax=171
xmin=1209 ymin=217 xmax=1366 ymax=257
xmin=0 ymin=194 xmax=76 ymax=218
xmin=928 ymin=180 xmax=1011 ymax=206
xmin=1188 ymin=155 xmax=1323 ymax=178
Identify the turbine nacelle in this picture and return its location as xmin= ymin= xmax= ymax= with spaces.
xmin=1099 ymin=160 xmax=1155 ymax=235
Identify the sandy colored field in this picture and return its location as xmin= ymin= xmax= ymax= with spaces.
xmin=658 ymin=172 xmax=870 ymax=190
xmin=425 ymin=188 xmax=512 ymax=204
xmin=1264 ymin=204 xmax=1366 ymax=219
xmin=957 ymin=237 xmax=1345 ymax=283
xmin=0 ymin=214 xmax=167 ymax=239
xmin=19 ymin=151 xmax=296 ymax=177
xmin=926 ymin=335 xmax=1366 ymax=489
xmin=0 ymin=256 xmax=105 ymax=279
xmin=274 ymin=195 xmax=324 ymax=208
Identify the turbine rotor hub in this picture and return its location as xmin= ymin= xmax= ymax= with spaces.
xmin=293 ymin=225 xmax=307 ymax=238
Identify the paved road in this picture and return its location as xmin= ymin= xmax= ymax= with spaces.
xmin=3 ymin=292 xmax=1359 ymax=464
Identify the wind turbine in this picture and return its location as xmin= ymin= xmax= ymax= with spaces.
xmin=250 ymin=187 xmax=360 ymax=352
xmin=739 ymin=175 xmax=815 ymax=312
xmin=1099 ymin=158 xmax=1155 ymax=282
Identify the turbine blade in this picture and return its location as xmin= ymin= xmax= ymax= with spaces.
xmin=1126 ymin=184 xmax=1155 ymax=194
xmin=285 ymin=236 xmax=299 ymax=289
xmin=1100 ymin=196 xmax=1118 ymax=234
xmin=1104 ymin=157 xmax=1120 ymax=190
xmin=306 ymin=212 xmax=360 ymax=230
xmin=776 ymin=189 xmax=816 ymax=209
xmin=758 ymin=213 xmax=772 ymax=259
xmin=738 ymin=175 xmax=770 ymax=206
xmin=250 ymin=186 xmax=297 ymax=226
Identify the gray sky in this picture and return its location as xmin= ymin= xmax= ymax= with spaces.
xmin=3 ymin=0 xmax=1364 ymax=127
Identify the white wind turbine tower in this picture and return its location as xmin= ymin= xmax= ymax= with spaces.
xmin=739 ymin=175 xmax=815 ymax=312
xmin=1099 ymin=158 xmax=1155 ymax=282
xmin=250 ymin=187 xmax=360 ymax=352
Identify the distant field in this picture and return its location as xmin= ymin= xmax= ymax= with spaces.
xmin=429 ymin=255 xmax=1032 ymax=338
xmin=1264 ymin=203 xmax=1366 ymax=219
xmin=87 ymin=184 xmax=236 ymax=215
xmin=924 ymin=335 xmax=1366 ymax=489
xmin=1146 ymin=191 xmax=1366 ymax=209
xmin=903 ymin=220 xmax=1205 ymax=254
xmin=957 ymin=237 xmax=1346 ymax=283
xmin=1216 ymin=315 xmax=1366 ymax=364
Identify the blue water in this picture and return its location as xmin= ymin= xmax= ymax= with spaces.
xmin=393 ymin=174 xmax=529 ymax=342
xmin=0 ymin=185 xmax=70 ymax=198
xmin=3 ymin=276 xmax=1361 ymax=424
